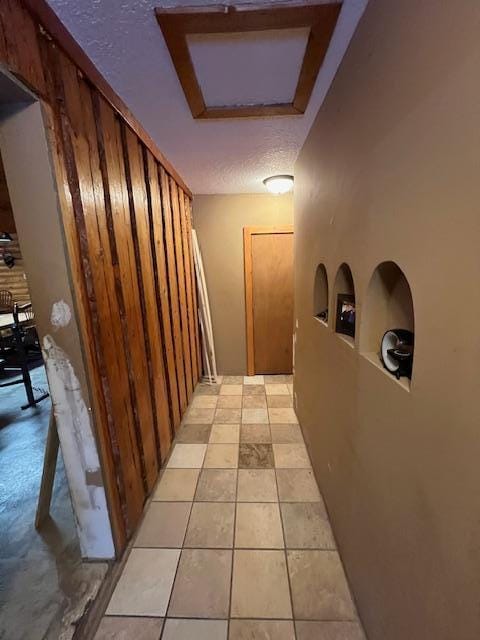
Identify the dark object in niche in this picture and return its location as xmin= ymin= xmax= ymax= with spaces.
xmin=335 ymin=294 xmax=355 ymax=338
xmin=380 ymin=329 xmax=414 ymax=379
xmin=3 ymin=252 xmax=14 ymax=269
xmin=316 ymin=308 xmax=328 ymax=323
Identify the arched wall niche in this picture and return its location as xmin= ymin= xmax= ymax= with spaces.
xmin=333 ymin=262 xmax=356 ymax=345
xmin=313 ymin=263 xmax=329 ymax=324
xmin=360 ymin=261 xmax=414 ymax=388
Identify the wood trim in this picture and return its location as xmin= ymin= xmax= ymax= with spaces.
xmin=156 ymin=2 xmax=341 ymax=120
xmin=22 ymin=0 xmax=192 ymax=196
xmin=198 ymin=104 xmax=300 ymax=119
xmin=244 ymin=225 xmax=293 ymax=375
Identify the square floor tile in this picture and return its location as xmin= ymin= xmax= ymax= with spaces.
xmin=222 ymin=375 xmax=243 ymax=384
xmin=176 ymin=424 xmax=211 ymax=444
xmin=265 ymin=383 xmax=290 ymax=396
xmin=219 ymin=384 xmax=243 ymax=396
xmin=276 ymin=469 xmax=321 ymax=502
xmin=182 ymin=407 xmax=216 ymax=424
xmin=270 ymin=424 xmax=303 ymax=444
xmin=235 ymin=503 xmax=284 ymax=548
xmin=167 ymin=444 xmax=207 ymax=468
xmin=107 ymin=548 xmax=180 ymax=616
xmin=242 ymin=408 xmax=269 ymax=424
xmin=135 ymin=503 xmax=191 ymax=548
xmin=243 ymin=385 xmax=265 ymax=396
xmin=93 ymin=617 xmax=164 ymax=640
xmin=217 ymin=395 xmax=243 ymax=409
xmin=281 ymin=502 xmax=335 ymax=549
xmin=242 ymin=395 xmax=267 ymax=409
xmin=287 ymin=550 xmax=356 ymax=620
xmin=231 ymin=550 xmax=292 ymax=618
xmin=268 ymin=408 xmax=298 ymax=424
xmin=295 ymin=621 xmax=366 ymax=640
xmin=240 ymin=424 xmax=271 ymax=443
xmin=153 ymin=469 xmax=200 ymax=501
xmin=273 ymin=444 xmax=311 ymax=468
xmin=195 ymin=469 xmax=237 ymax=501
xmin=267 ymin=395 xmax=293 ymax=408
xmin=195 ymin=383 xmax=220 ymax=396
xmin=230 ymin=620 xmax=294 ymax=640
xmin=239 ymin=443 xmax=274 ymax=468
xmin=209 ymin=424 xmax=240 ymax=444
xmin=237 ymin=469 xmax=278 ymax=502
xmin=184 ymin=502 xmax=235 ymax=548
xmin=168 ymin=549 xmax=232 ymax=618
xmin=191 ymin=395 xmax=218 ymax=408
xmin=162 ymin=619 xmax=228 ymax=640
xmin=215 ymin=408 xmax=242 ymax=424
xmin=243 ymin=375 xmax=264 ymax=385
xmin=204 ymin=444 xmax=239 ymax=468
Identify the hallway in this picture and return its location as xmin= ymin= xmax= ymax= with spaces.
xmin=95 ymin=376 xmax=366 ymax=639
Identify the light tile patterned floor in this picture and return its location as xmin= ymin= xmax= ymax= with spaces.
xmin=95 ymin=376 xmax=366 ymax=640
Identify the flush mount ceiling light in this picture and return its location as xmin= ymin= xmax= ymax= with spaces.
xmin=263 ymin=174 xmax=294 ymax=194
xmin=0 ymin=232 xmax=13 ymax=244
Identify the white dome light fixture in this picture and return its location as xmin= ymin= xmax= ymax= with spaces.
xmin=263 ymin=174 xmax=294 ymax=195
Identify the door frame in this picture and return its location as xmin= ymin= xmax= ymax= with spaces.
xmin=243 ymin=225 xmax=294 ymax=375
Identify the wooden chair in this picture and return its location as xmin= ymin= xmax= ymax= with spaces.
xmin=0 ymin=305 xmax=48 ymax=409
xmin=0 ymin=290 xmax=13 ymax=314
xmin=13 ymin=302 xmax=39 ymax=352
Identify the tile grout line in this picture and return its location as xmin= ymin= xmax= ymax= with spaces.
xmin=274 ymin=456 xmax=298 ymax=640
xmin=227 ymin=437 xmax=241 ymax=636
xmin=158 ymin=465 xmax=201 ymax=638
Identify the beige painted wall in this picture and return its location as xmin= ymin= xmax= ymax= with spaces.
xmin=193 ymin=193 xmax=293 ymax=374
xmin=294 ymin=1 xmax=480 ymax=639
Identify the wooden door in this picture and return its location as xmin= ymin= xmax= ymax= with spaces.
xmin=244 ymin=226 xmax=294 ymax=374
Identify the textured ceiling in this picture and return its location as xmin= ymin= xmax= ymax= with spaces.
xmin=46 ymin=0 xmax=368 ymax=194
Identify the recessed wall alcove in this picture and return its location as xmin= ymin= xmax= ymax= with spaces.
xmin=333 ymin=263 xmax=355 ymax=347
xmin=313 ymin=263 xmax=329 ymax=326
xmin=360 ymin=261 xmax=414 ymax=390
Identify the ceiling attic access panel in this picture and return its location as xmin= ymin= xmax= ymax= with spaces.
xmin=155 ymin=2 xmax=342 ymax=119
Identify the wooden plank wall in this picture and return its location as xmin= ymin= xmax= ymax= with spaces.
xmin=0 ymin=0 xmax=200 ymax=553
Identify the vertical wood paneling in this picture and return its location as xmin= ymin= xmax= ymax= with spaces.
xmin=0 ymin=0 xmax=199 ymax=554
xmin=0 ymin=0 xmax=45 ymax=94
xmin=123 ymin=128 xmax=172 ymax=462
xmin=39 ymin=46 xmax=131 ymax=547
xmin=53 ymin=54 xmax=144 ymax=536
xmin=42 ymin=101 xmax=128 ymax=552
xmin=184 ymin=195 xmax=202 ymax=379
xmin=160 ymin=167 xmax=187 ymax=415
xmin=144 ymin=151 xmax=181 ymax=431
xmin=179 ymin=189 xmax=198 ymax=386
xmin=98 ymin=99 xmax=158 ymax=492
xmin=170 ymin=179 xmax=193 ymax=400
